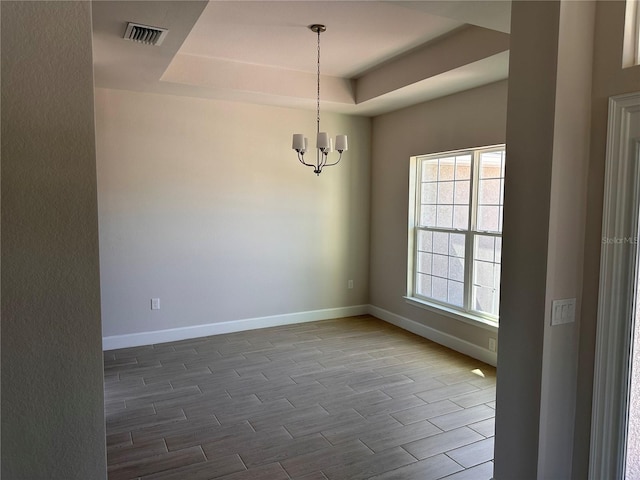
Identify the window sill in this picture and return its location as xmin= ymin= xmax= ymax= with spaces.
xmin=403 ymin=296 xmax=499 ymax=332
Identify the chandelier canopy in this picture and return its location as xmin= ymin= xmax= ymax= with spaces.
xmin=292 ymin=24 xmax=348 ymax=176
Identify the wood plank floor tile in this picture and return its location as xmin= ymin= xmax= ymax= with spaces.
xmin=320 ymin=413 xmax=401 ymax=446
xmin=242 ymin=432 xmax=331 ymax=468
xmin=125 ymin=386 xmax=203 ymax=410
xmin=214 ymin=397 xmax=294 ymax=426
xmin=435 ymin=370 xmax=489 ymax=386
xmin=323 ymin=446 xmax=416 ymax=480
xmin=107 ymin=408 xmax=187 ymax=435
xmin=250 ymin=404 xmax=330 ymax=432
xmin=107 ymin=431 xmax=133 ymax=449
xmin=428 ymin=404 xmax=495 ymax=432
xmin=360 ymin=419 xmax=443 ymax=452
xmin=381 ymin=377 xmax=447 ymax=399
xmin=416 ymin=383 xmax=482 ymax=403
xmin=201 ymin=426 xmax=292 ymax=460
xmin=106 ymin=381 xmax=173 ymax=403
xmin=287 ymin=383 xmax=356 ymax=408
xmin=132 ymin=416 xmax=220 ymax=444
xmin=450 ymin=386 xmax=497 ymax=408
xmin=391 ymin=399 xmax=463 ymax=425
xmin=107 ymin=446 xmax=206 ymax=480
xmin=294 ymin=472 xmax=329 ymax=480
xmin=283 ymin=408 xmax=364 ymax=438
xmin=402 ymin=427 xmax=485 ymax=460
xmin=468 ymin=417 xmax=495 ymax=438
xmin=354 ymin=393 xmax=425 ymax=419
xmin=108 ymin=439 xmax=168 ymax=466
xmin=164 ymin=422 xmax=255 ymax=451
xmin=280 ymin=439 xmax=373 ymax=478
xmin=217 ymin=462 xmax=290 ymax=480
xmin=320 ymin=389 xmax=391 ymax=415
xmin=140 ymin=454 xmax=246 ymax=480
xmin=440 ymin=460 xmax=494 ymax=480
xmin=446 ymin=437 xmax=495 ymax=468
xmin=348 ymin=374 xmax=414 ymax=393
xmin=370 ymin=453 xmax=464 ymax=480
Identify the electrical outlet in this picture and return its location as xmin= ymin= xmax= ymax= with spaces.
xmin=151 ymin=298 xmax=160 ymax=310
xmin=348 ymin=280 xmax=354 ymax=289
xmin=488 ymin=338 xmax=497 ymax=352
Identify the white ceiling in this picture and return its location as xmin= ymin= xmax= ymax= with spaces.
xmin=178 ymin=2 xmax=464 ymax=78
xmin=92 ymin=1 xmax=511 ymax=116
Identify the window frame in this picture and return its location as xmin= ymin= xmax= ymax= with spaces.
xmin=623 ymin=0 xmax=640 ymax=68
xmin=406 ymin=145 xmax=505 ymax=329
xmin=636 ymin=0 xmax=640 ymax=65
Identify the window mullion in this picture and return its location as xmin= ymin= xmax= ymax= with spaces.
xmin=470 ymin=150 xmax=481 ymax=231
xmin=410 ymin=158 xmax=422 ymax=297
xmin=464 ymin=231 xmax=473 ymax=312
xmin=465 ymin=151 xmax=481 ymax=313
xmin=413 ymin=228 xmax=419 ymax=297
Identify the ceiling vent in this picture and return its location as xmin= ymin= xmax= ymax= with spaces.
xmin=123 ymin=22 xmax=168 ymax=46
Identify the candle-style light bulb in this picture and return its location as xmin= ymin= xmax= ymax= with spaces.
xmin=335 ymin=135 xmax=348 ymax=152
xmin=317 ymin=132 xmax=329 ymax=150
xmin=292 ymin=134 xmax=305 ymax=151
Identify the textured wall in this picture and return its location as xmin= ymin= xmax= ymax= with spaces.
xmin=1 ymin=2 xmax=106 ymax=479
xmin=538 ymin=1 xmax=594 ymax=477
xmin=573 ymin=2 xmax=640 ymax=478
xmin=369 ymin=80 xmax=507 ymax=351
xmin=95 ymin=88 xmax=371 ymax=337
xmin=493 ymin=2 xmax=561 ymax=478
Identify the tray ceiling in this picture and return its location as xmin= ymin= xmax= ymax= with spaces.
xmin=92 ymin=1 xmax=511 ymax=116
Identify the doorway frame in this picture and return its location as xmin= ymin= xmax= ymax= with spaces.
xmin=590 ymin=91 xmax=640 ymax=479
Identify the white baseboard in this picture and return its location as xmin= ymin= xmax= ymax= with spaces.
xmin=367 ymin=305 xmax=497 ymax=367
xmin=102 ymin=305 xmax=369 ymax=351
xmin=103 ymin=304 xmax=497 ymax=366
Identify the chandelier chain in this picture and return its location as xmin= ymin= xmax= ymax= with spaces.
xmin=316 ymin=27 xmax=321 ymax=137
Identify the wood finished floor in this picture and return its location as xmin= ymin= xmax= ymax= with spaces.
xmin=104 ymin=315 xmax=496 ymax=480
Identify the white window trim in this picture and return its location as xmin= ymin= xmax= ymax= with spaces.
xmin=407 ymin=145 xmax=504 ymax=329
xmin=590 ymin=91 xmax=640 ymax=480
xmin=623 ymin=0 xmax=640 ymax=68
xmin=403 ymin=296 xmax=498 ymax=332
xmin=637 ymin=0 xmax=640 ymax=65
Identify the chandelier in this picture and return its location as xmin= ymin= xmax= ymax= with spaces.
xmin=292 ymin=24 xmax=348 ymax=176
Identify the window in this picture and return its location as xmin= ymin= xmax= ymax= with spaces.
xmin=407 ymin=145 xmax=505 ymax=325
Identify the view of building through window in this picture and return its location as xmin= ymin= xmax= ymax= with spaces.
xmin=409 ymin=146 xmax=505 ymax=321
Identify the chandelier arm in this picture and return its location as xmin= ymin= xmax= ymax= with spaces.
xmin=297 ymin=152 xmax=316 ymax=168
xmin=318 ymin=151 xmax=329 ymax=170
xmin=323 ymin=152 xmax=343 ymax=168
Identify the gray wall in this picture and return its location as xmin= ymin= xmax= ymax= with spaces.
xmin=493 ymin=1 xmax=596 ymax=478
xmin=574 ymin=2 xmax=640 ymax=478
xmin=369 ymin=80 xmax=507 ymax=352
xmin=95 ymin=88 xmax=371 ymax=338
xmin=1 ymin=2 xmax=106 ymax=479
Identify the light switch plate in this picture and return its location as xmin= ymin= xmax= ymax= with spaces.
xmin=551 ymin=298 xmax=576 ymax=325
